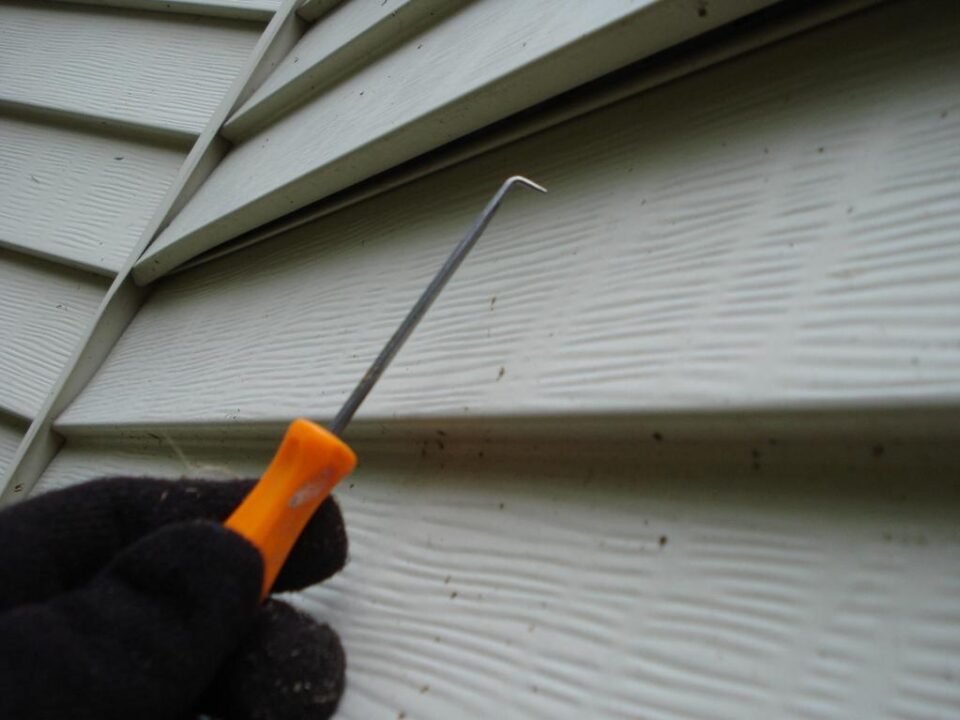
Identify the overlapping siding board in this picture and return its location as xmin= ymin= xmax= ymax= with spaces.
xmin=57 ymin=0 xmax=280 ymax=22
xmin=0 ymin=1 xmax=263 ymax=140
xmin=135 ymin=0 xmax=779 ymax=281
xmin=0 ymin=251 xmax=107 ymax=420
xmin=35 ymin=436 xmax=960 ymax=720
xmin=0 ymin=0 xmax=269 ymax=486
xmin=62 ymin=0 xmax=960 ymax=432
xmin=0 ymin=115 xmax=185 ymax=274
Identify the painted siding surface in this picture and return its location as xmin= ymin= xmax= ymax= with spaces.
xmin=59 ymin=0 xmax=280 ymax=21
xmin=0 ymin=0 xmax=268 ymax=486
xmin=0 ymin=1 xmax=262 ymax=139
xmin=0 ymin=115 xmax=184 ymax=274
xmin=35 ymin=437 xmax=960 ymax=719
xmin=45 ymin=3 xmax=960 ymax=714
xmin=136 ymin=0 xmax=776 ymax=281
xmin=223 ymin=0 xmax=471 ymax=139
xmin=0 ymin=251 xmax=107 ymax=419
xmin=62 ymin=0 xmax=960 ymax=432
xmin=8 ymin=0 xmax=960 ymax=717
xmin=0 ymin=416 xmax=23 ymax=477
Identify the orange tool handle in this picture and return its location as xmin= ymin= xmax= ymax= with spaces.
xmin=225 ymin=418 xmax=356 ymax=599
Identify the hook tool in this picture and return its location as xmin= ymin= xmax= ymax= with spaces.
xmin=225 ymin=176 xmax=547 ymax=598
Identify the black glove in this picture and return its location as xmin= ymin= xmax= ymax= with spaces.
xmin=0 ymin=477 xmax=349 ymax=720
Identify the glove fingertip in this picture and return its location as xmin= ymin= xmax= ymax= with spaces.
xmin=273 ymin=496 xmax=348 ymax=593
xmin=202 ymin=600 xmax=346 ymax=720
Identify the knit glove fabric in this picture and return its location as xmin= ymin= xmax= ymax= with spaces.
xmin=0 ymin=477 xmax=348 ymax=720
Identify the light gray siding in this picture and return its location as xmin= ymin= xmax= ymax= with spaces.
xmin=0 ymin=2 xmax=262 ymax=141
xmin=0 ymin=115 xmax=184 ymax=273
xmin=61 ymin=0 xmax=960 ymax=431
xmin=0 ymin=0 xmax=270 ymax=487
xmin=135 ymin=0 xmax=779 ymax=282
xmin=0 ymin=251 xmax=107 ymax=419
xmin=39 ymin=1 xmax=960 ymax=717
xmin=58 ymin=0 xmax=280 ymax=22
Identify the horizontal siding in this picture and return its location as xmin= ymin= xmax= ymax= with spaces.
xmin=54 ymin=0 xmax=280 ymax=21
xmin=136 ymin=0 xmax=775 ymax=281
xmin=0 ymin=1 xmax=263 ymax=139
xmin=0 ymin=251 xmax=109 ymax=420
xmin=34 ymin=436 xmax=960 ymax=719
xmin=0 ymin=415 xmax=24 ymax=478
xmin=224 ymin=0 xmax=470 ymax=139
xmin=0 ymin=115 xmax=184 ymax=274
xmin=63 ymin=0 xmax=960 ymax=432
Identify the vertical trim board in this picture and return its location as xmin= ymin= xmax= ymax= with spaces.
xmin=0 ymin=1 xmax=264 ymax=138
xmin=67 ymin=0 xmax=960 ymax=430
xmin=0 ymin=115 xmax=185 ymax=275
xmin=0 ymin=250 xmax=110 ymax=420
xmin=136 ymin=0 xmax=777 ymax=281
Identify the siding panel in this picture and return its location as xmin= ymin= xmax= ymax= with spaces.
xmin=224 ymin=0 xmax=470 ymax=139
xmin=62 ymin=0 xmax=960 ymax=431
xmin=0 ymin=1 xmax=263 ymax=138
xmin=0 ymin=251 xmax=108 ymax=419
xmin=0 ymin=116 xmax=185 ymax=274
xmin=56 ymin=0 xmax=280 ymax=22
xmin=0 ymin=416 xmax=23 ymax=477
xmin=35 ymin=438 xmax=960 ymax=719
xmin=137 ymin=0 xmax=775 ymax=280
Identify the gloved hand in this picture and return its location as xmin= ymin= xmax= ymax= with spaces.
xmin=0 ymin=477 xmax=348 ymax=720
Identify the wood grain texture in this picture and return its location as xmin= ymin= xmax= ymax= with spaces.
xmin=64 ymin=0 xmax=960 ymax=431
xmin=0 ymin=116 xmax=185 ymax=274
xmin=0 ymin=250 xmax=108 ymax=420
xmin=35 ymin=436 xmax=960 ymax=719
xmin=0 ymin=415 xmax=24 ymax=479
xmin=0 ymin=1 xmax=263 ymax=138
xmin=224 ymin=0 xmax=470 ymax=140
xmin=55 ymin=0 xmax=280 ymax=21
xmin=137 ymin=0 xmax=775 ymax=281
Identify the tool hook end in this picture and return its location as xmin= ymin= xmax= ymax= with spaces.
xmin=505 ymin=175 xmax=548 ymax=194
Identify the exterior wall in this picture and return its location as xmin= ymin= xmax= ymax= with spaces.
xmin=33 ymin=0 xmax=960 ymax=717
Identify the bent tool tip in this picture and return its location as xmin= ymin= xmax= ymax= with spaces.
xmin=504 ymin=175 xmax=548 ymax=194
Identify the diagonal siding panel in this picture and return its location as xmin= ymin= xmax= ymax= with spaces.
xmin=0 ymin=251 xmax=108 ymax=419
xmin=224 ymin=0 xmax=470 ymax=139
xmin=0 ymin=1 xmax=263 ymax=138
xmin=136 ymin=0 xmax=775 ymax=280
xmin=62 ymin=0 xmax=960 ymax=431
xmin=0 ymin=115 xmax=185 ymax=274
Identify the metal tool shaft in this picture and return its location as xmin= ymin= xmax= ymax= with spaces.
xmin=328 ymin=175 xmax=546 ymax=435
